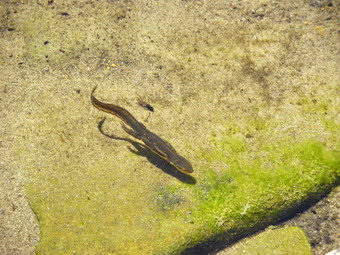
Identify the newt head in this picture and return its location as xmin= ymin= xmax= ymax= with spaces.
xmin=168 ymin=154 xmax=194 ymax=174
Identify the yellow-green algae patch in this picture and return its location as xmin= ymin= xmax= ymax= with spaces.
xmin=19 ymin=113 xmax=339 ymax=254
xmin=14 ymin=84 xmax=339 ymax=254
xmin=223 ymin=226 xmax=312 ymax=255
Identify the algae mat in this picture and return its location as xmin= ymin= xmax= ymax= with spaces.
xmin=220 ymin=226 xmax=313 ymax=255
xmin=2 ymin=0 xmax=340 ymax=254
xmin=13 ymin=85 xmax=340 ymax=254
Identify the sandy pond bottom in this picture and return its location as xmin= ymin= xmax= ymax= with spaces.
xmin=1 ymin=0 xmax=339 ymax=254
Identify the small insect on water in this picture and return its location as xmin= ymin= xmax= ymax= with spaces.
xmin=138 ymin=100 xmax=154 ymax=112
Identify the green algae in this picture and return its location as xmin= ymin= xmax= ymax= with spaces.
xmin=225 ymin=226 xmax=313 ymax=255
xmin=18 ymin=99 xmax=339 ymax=255
xmin=162 ymin=102 xmax=339 ymax=252
xmin=152 ymin=142 xmax=338 ymax=254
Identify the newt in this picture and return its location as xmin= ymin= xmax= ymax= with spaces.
xmin=91 ymin=87 xmax=193 ymax=174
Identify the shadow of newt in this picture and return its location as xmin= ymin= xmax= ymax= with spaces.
xmin=97 ymin=118 xmax=196 ymax=184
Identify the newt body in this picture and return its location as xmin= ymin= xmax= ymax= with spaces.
xmin=91 ymin=87 xmax=193 ymax=174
